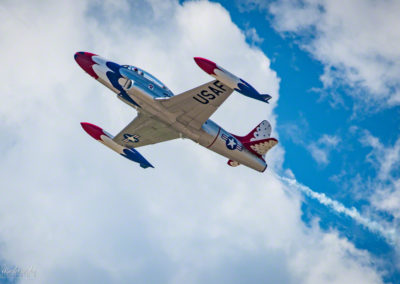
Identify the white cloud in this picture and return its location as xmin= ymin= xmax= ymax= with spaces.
xmin=241 ymin=0 xmax=400 ymax=110
xmin=308 ymin=144 xmax=329 ymax=165
xmin=307 ymin=134 xmax=340 ymax=165
xmin=360 ymin=132 xmax=400 ymax=181
xmin=360 ymin=131 xmax=400 ymax=220
xmin=319 ymin=134 xmax=340 ymax=148
xmin=245 ymin=27 xmax=264 ymax=45
xmin=0 ymin=0 xmax=386 ymax=283
xmin=280 ymin=120 xmax=340 ymax=166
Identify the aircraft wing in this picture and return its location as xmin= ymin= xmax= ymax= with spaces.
xmin=113 ymin=112 xmax=179 ymax=148
xmin=159 ymin=80 xmax=233 ymax=129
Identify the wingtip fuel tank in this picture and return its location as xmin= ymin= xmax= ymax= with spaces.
xmin=80 ymin=122 xmax=154 ymax=169
xmin=194 ymin=57 xmax=272 ymax=103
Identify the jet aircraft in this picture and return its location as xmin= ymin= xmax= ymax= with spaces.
xmin=75 ymin=52 xmax=278 ymax=172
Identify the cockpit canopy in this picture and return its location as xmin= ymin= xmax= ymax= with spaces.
xmin=121 ymin=65 xmax=173 ymax=97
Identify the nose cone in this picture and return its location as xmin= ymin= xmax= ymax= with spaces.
xmin=74 ymin=51 xmax=99 ymax=79
xmin=194 ymin=57 xmax=218 ymax=75
xmin=80 ymin=122 xmax=105 ymax=140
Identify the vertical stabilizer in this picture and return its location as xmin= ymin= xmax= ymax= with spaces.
xmin=233 ymin=120 xmax=278 ymax=157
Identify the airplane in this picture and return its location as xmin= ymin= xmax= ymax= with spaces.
xmin=75 ymin=52 xmax=278 ymax=172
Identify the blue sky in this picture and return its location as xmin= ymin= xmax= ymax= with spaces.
xmin=217 ymin=0 xmax=400 ymax=281
xmin=218 ymin=0 xmax=400 ymax=281
xmin=0 ymin=0 xmax=399 ymax=283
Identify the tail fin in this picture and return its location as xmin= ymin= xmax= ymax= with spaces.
xmin=235 ymin=120 xmax=272 ymax=143
xmin=234 ymin=120 xmax=278 ymax=157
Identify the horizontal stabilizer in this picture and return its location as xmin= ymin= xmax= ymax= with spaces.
xmin=244 ymin=138 xmax=278 ymax=157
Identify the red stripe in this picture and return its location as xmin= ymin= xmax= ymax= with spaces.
xmin=207 ymin=127 xmax=221 ymax=148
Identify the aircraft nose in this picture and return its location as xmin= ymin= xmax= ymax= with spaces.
xmin=74 ymin=51 xmax=99 ymax=79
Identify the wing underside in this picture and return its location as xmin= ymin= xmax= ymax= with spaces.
xmin=113 ymin=80 xmax=232 ymax=148
xmin=113 ymin=112 xmax=179 ymax=148
xmin=160 ymin=80 xmax=233 ymax=129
